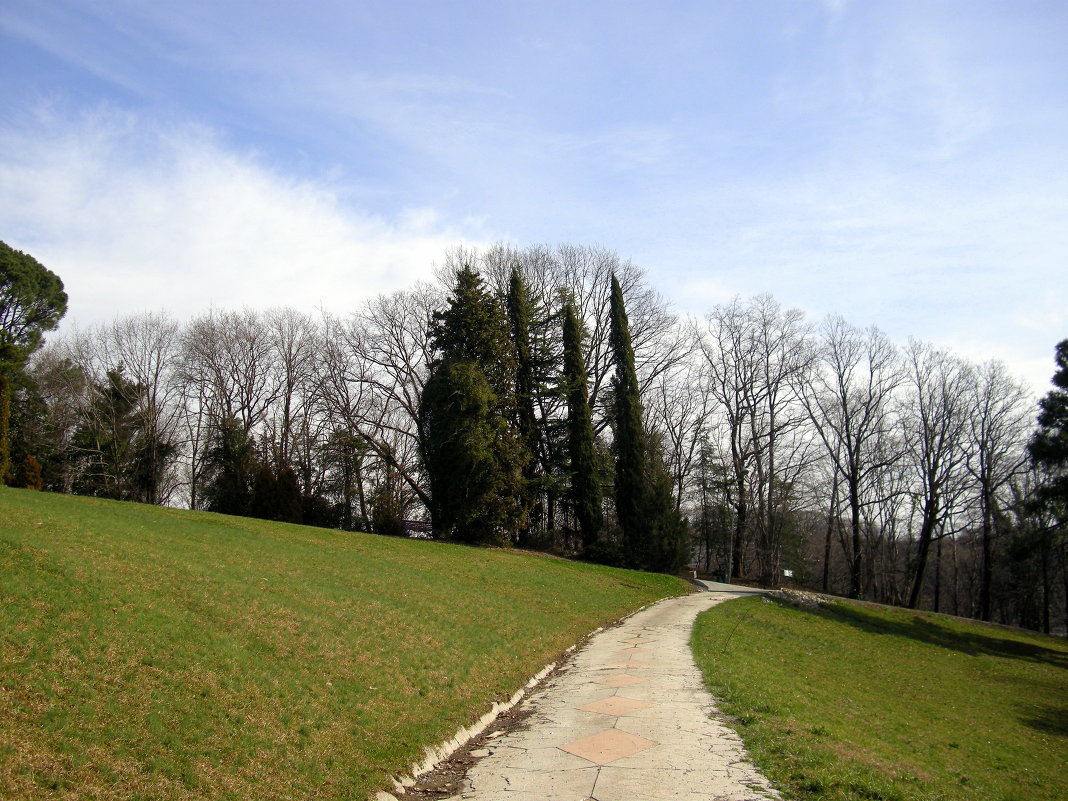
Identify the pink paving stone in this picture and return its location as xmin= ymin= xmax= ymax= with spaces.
xmin=578 ymin=696 xmax=656 ymax=717
xmin=558 ymin=728 xmax=657 ymax=765
xmin=595 ymin=673 xmax=645 ymax=687
xmin=615 ymin=648 xmax=651 ymax=656
xmin=622 ymin=637 xmax=654 ymax=644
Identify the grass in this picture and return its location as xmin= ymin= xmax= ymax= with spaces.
xmin=692 ymin=594 xmax=1068 ymax=801
xmin=0 ymin=487 xmax=687 ymax=800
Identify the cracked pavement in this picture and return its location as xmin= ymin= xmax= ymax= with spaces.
xmin=446 ymin=590 xmax=781 ymax=801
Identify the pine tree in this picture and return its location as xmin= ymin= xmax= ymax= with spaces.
xmin=609 ymin=273 xmax=651 ymax=568
xmin=419 ymin=265 xmax=528 ymax=543
xmin=562 ymin=298 xmax=603 ymax=551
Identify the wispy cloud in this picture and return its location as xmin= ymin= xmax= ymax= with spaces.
xmin=0 ymin=104 xmax=487 ymax=326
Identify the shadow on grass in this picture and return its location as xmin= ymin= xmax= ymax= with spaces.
xmin=798 ymin=601 xmax=1068 ymax=670
xmin=1019 ymin=704 xmax=1068 ymax=738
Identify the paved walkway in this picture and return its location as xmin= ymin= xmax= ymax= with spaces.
xmin=447 ymin=591 xmax=780 ymax=801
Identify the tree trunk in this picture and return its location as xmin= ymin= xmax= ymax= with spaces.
xmin=849 ymin=480 xmax=862 ymax=599
xmin=1041 ymin=537 xmax=1051 ymax=635
xmin=0 ymin=373 xmax=11 ymax=485
xmin=732 ymin=494 xmax=746 ymax=580
xmin=907 ymin=511 xmax=938 ymax=609
xmin=822 ymin=484 xmax=837 ymax=593
xmin=979 ymin=484 xmax=994 ymax=621
xmin=933 ymin=536 xmax=943 ymax=614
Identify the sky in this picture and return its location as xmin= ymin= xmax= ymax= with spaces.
xmin=1 ymin=0 xmax=1066 ymax=392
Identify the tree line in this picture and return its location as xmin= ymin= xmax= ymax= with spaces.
xmin=2 ymin=240 xmax=1066 ymax=633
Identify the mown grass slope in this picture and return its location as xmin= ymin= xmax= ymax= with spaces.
xmin=0 ymin=487 xmax=687 ymax=800
xmin=692 ymin=594 xmax=1068 ymax=801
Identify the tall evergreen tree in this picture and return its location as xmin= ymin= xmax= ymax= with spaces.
xmin=506 ymin=266 xmax=541 ymax=525
xmin=562 ymin=298 xmax=602 ymax=550
xmin=609 ymin=273 xmax=651 ymax=568
xmin=419 ymin=266 xmax=528 ymax=543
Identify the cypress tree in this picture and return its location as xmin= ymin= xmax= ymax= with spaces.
xmin=609 ymin=273 xmax=651 ymax=568
xmin=506 ymin=265 xmax=541 ymax=523
xmin=562 ymin=298 xmax=603 ymax=551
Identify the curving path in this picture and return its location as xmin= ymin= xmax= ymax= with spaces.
xmin=446 ymin=590 xmax=780 ymax=801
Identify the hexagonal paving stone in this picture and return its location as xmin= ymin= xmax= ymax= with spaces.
xmin=558 ymin=728 xmax=657 ymax=765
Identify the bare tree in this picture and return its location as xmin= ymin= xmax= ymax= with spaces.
xmin=966 ymin=359 xmax=1033 ymax=620
xmin=317 ymin=285 xmax=441 ymax=519
xmin=646 ymin=353 xmax=711 ymax=512
xmin=263 ymin=308 xmax=320 ymax=481
xmin=698 ymin=295 xmax=813 ymax=585
xmin=801 ymin=316 xmax=905 ymax=598
xmin=105 ymin=312 xmax=184 ymax=504
xmin=699 ymin=298 xmax=760 ymax=579
xmin=901 ymin=340 xmax=974 ymax=609
xmin=180 ymin=308 xmax=282 ymax=435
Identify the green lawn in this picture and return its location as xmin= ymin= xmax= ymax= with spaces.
xmin=692 ymin=594 xmax=1068 ymax=801
xmin=0 ymin=487 xmax=687 ymax=800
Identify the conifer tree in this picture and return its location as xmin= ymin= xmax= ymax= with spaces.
xmin=419 ymin=265 xmax=528 ymax=543
xmin=562 ymin=298 xmax=602 ymax=550
xmin=507 ymin=266 xmax=541 ymax=523
xmin=609 ymin=273 xmax=651 ymax=568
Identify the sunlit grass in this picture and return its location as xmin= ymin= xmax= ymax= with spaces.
xmin=692 ymin=595 xmax=1068 ymax=801
xmin=0 ymin=487 xmax=687 ymax=800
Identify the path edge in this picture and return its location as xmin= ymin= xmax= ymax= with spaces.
xmin=375 ymin=592 xmax=691 ymax=800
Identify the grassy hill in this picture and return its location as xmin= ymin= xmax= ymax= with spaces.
xmin=0 ymin=487 xmax=687 ymax=800
xmin=693 ymin=593 xmax=1068 ymax=801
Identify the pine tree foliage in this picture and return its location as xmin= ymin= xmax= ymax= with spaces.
xmin=428 ymin=265 xmax=516 ymax=395
xmin=419 ymin=358 xmax=525 ymax=542
xmin=562 ymin=298 xmax=603 ymax=550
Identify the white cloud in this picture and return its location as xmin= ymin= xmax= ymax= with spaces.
xmin=0 ymin=105 xmax=488 ymax=328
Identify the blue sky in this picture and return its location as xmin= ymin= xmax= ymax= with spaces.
xmin=1 ymin=1 xmax=1066 ymax=391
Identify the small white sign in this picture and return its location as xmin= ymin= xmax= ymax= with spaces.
xmin=783 ymin=569 xmax=794 ymax=578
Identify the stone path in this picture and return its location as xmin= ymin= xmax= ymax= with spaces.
xmin=446 ymin=591 xmax=780 ymax=801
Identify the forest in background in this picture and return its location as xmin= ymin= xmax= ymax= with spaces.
xmin=3 ymin=241 xmax=1066 ymax=634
